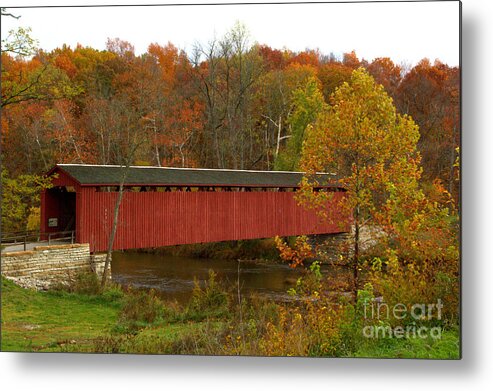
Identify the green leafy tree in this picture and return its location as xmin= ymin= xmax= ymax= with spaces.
xmin=275 ymin=77 xmax=326 ymax=171
xmin=1 ymin=8 xmax=38 ymax=57
xmin=1 ymin=26 xmax=38 ymax=57
xmin=1 ymin=169 xmax=52 ymax=233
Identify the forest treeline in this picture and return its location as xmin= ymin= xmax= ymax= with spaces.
xmin=2 ymin=23 xmax=459 ymax=203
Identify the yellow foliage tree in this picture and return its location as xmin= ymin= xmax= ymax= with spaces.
xmin=297 ymin=68 xmax=422 ymax=297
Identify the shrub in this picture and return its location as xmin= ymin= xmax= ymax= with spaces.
xmin=50 ymin=271 xmax=102 ymax=295
xmin=117 ymin=288 xmax=164 ymax=332
xmin=186 ymin=270 xmax=229 ymax=320
xmin=367 ymin=254 xmax=459 ymax=328
xmin=71 ymin=272 xmax=101 ymax=295
xmin=100 ymin=284 xmax=125 ymax=302
xmin=222 ymin=276 xmax=352 ymax=357
xmin=222 ymin=295 xmax=281 ymax=356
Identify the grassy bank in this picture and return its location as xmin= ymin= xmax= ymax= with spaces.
xmin=0 ymin=277 xmax=209 ymax=353
xmin=1 ymin=274 xmax=459 ymax=358
xmin=1 ymin=277 xmax=120 ymax=352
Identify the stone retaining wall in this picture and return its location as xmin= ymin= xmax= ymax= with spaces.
xmin=309 ymin=226 xmax=386 ymax=265
xmin=1 ymin=244 xmax=109 ymax=290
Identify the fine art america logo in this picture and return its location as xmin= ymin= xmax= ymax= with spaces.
xmin=362 ymin=299 xmax=444 ymax=339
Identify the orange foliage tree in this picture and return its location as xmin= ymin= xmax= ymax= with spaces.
xmin=396 ymin=59 xmax=460 ymax=202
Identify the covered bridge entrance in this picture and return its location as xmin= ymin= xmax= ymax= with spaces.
xmin=42 ymin=164 xmax=349 ymax=253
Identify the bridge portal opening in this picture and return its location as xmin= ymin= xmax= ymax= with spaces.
xmin=42 ymin=186 xmax=76 ymax=235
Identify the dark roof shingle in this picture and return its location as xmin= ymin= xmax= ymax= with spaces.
xmin=54 ymin=164 xmax=338 ymax=188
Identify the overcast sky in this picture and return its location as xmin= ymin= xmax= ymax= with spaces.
xmin=1 ymin=1 xmax=460 ymax=67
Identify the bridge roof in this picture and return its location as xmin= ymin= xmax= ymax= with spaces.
xmin=51 ymin=164 xmax=341 ymax=188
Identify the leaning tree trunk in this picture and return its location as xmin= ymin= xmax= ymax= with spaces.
xmin=100 ymin=163 xmax=130 ymax=288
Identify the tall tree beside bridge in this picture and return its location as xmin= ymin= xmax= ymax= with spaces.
xmin=296 ymin=68 xmax=422 ymax=298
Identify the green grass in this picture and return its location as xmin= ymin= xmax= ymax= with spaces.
xmin=1 ymin=277 xmax=121 ymax=352
xmin=0 ymin=277 xmax=226 ymax=354
xmin=352 ymin=329 xmax=460 ymax=359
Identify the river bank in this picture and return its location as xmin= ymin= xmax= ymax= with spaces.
xmin=1 ymin=276 xmax=459 ymax=358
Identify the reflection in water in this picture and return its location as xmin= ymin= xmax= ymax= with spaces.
xmin=111 ymin=251 xmax=350 ymax=304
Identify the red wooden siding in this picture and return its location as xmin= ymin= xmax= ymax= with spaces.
xmin=77 ymin=190 xmax=348 ymax=253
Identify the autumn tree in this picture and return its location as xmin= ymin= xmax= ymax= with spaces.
xmin=2 ymin=102 xmax=51 ymax=175
xmin=81 ymin=39 xmax=150 ymax=165
xmin=257 ymin=44 xmax=286 ymax=71
xmin=1 ymin=31 xmax=85 ymax=179
xmin=342 ymin=50 xmax=361 ymax=69
xmin=396 ymin=59 xmax=460 ymax=202
xmin=144 ymin=43 xmax=202 ymax=167
xmin=42 ymin=99 xmax=93 ymax=164
xmin=318 ymin=61 xmax=353 ymax=101
xmin=1 ymin=10 xmax=80 ymax=109
xmin=297 ymin=68 xmax=421 ymax=297
xmin=288 ymin=49 xmax=321 ymax=68
xmin=190 ymin=22 xmax=264 ymax=169
xmin=365 ymin=57 xmax=402 ymax=98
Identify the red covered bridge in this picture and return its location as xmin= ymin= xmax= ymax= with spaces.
xmin=41 ymin=164 xmax=349 ymax=253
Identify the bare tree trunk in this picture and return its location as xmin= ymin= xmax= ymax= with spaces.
xmin=33 ymin=126 xmax=48 ymax=171
xmin=276 ymin=115 xmax=282 ymax=158
xmin=58 ymin=107 xmax=83 ymax=163
xmin=264 ymin=125 xmax=270 ymax=168
xmin=178 ymin=143 xmax=185 ymax=167
xmin=100 ymin=162 xmax=130 ymax=288
xmin=154 ymin=134 xmax=161 ymax=167
xmin=152 ymin=120 xmax=161 ymax=167
xmin=262 ymin=114 xmax=286 ymax=160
